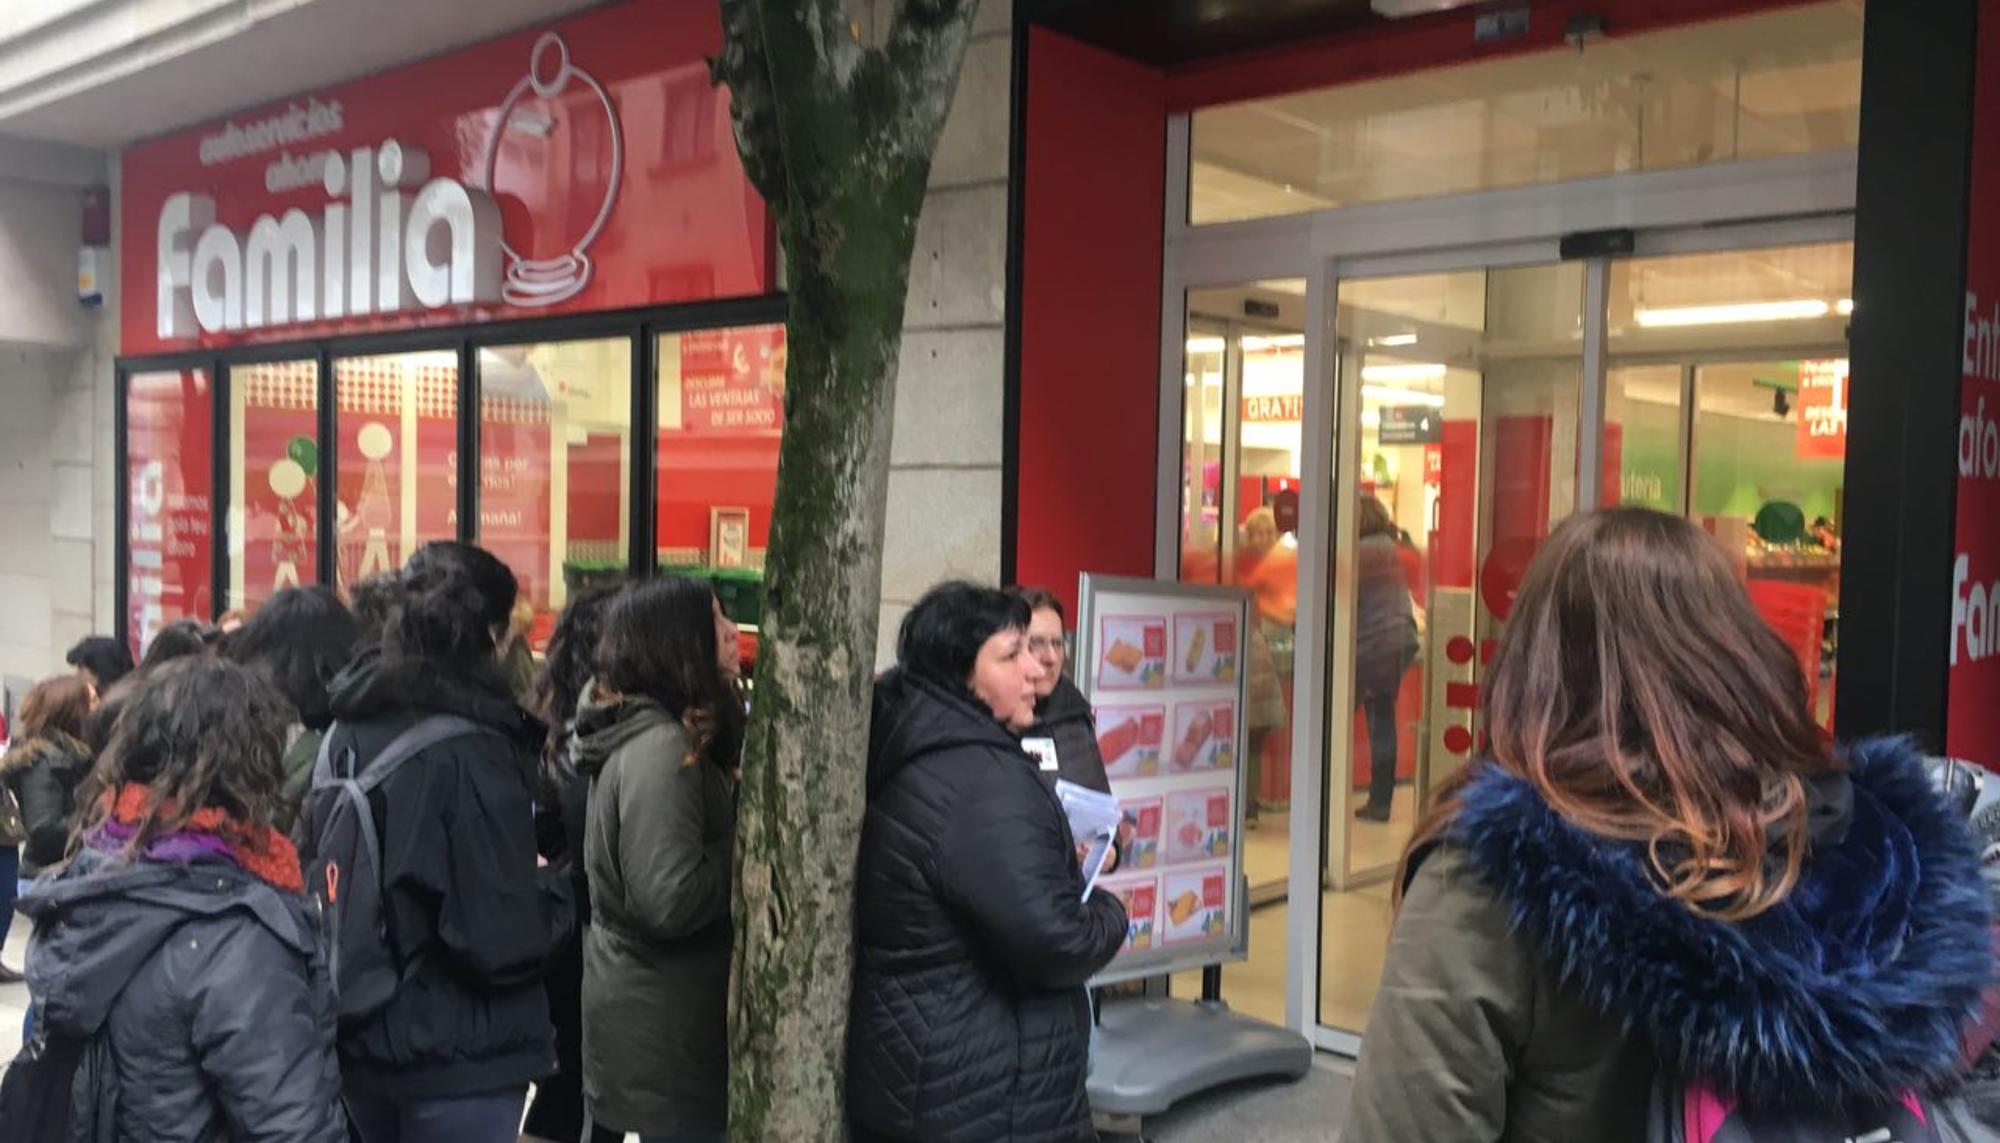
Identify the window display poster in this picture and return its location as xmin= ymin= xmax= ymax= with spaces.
xmin=1120 ymin=796 xmax=1162 ymax=870
xmin=1102 ymin=874 xmax=1159 ymax=954
xmin=1161 ymin=865 xmax=1229 ymax=946
xmin=1097 ymin=706 xmax=1165 ymax=779
xmin=1097 ymin=614 xmax=1167 ymax=690
xmin=128 ymin=369 xmax=215 ymax=656
xmin=1173 ymin=611 xmax=1238 ymax=685
xmin=1164 ymin=787 xmax=1232 ymax=866
xmin=1170 ymin=699 xmax=1236 ymax=772
xmin=238 ymin=390 xmax=320 ymax=611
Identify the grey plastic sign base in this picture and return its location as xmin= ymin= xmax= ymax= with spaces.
xmin=1088 ymin=996 xmax=1314 ymax=1120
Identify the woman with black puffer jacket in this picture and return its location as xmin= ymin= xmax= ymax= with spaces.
xmin=295 ymin=542 xmax=575 ymax=1143
xmin=848 ymin=582 xmax=1127 ymax=1143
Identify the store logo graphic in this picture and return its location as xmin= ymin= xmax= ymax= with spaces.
xmin=154 ymin=31 xmax=622 ymax=340
xmin=484 ymin=33 xmax=623 ymax=307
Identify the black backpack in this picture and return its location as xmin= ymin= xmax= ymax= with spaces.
xmin=303 ymin=714 xmax=493 ymax=1022
xmin=0 ymin=977 xmax=136 ymax=1143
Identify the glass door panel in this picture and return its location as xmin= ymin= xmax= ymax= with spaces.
xmin=1318 ymin=261 xmax=1583 ymax=1035
xmin=1167 ymin=280 xmax=1306 ymax=1028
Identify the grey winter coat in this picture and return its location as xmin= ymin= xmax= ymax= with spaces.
xmin=17 ymin=846 xmax=346 ymax=1143
xmin=576 ymin=688 xmax=736 ymax=1135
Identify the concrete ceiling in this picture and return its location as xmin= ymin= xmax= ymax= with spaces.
xmin=0 ymin=0 xmax=608 ymax=149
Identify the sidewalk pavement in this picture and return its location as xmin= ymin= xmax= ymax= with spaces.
xmin=1 ymin=912 xmax=1351 ymax=1141
xmin=1140 ymin=1055 xmax=1353 ymax=1142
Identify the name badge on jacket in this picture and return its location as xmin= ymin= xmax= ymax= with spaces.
xmin=1022 ymin=737 xmax=1059 ymax=772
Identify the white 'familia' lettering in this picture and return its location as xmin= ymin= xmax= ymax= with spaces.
xmin=156 ymin=140 xmax=502 ymax=340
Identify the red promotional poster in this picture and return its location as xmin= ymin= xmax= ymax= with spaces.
xmin=119 ymin=0 xmax=771 ymax=357
xmin=1096 ymin=706 xmax=1166 ymax=779
xmin=127 ymin=370 xmax=215 ymax=655
xmin=1795 ymin=358 xmax=1850 ymax=461
xmin=1119 ymin=797 xmax=1162 ymax=870
xmin=1950 ymin=0 xmax=2000 ymax=768
xmin=1160 ymin=866 xmax=1228 ymax=945
xmin=1097 ymin=615 xmax=1168 ymax=690
xmin=679 ymin=326 xmax=786 ymax=433
xmin=1101 ymin=875 xmax=1158 ymax=953
xmin=1172 ymin=610 xmax=1238 ymax=684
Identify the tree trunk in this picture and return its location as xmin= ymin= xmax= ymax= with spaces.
xmin=714 ymin=3 xmax=979 ymax=1140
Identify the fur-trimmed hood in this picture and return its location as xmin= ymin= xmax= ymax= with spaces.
xmin=1449 ymin=736 xmax=1993 ymax=1112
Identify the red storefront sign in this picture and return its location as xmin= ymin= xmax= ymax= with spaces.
xmin=119 ymin=0 xmax=771 ymax=356
xmin=1949 ymin=0 xmax=2000 ymax=767
xmin=1795 ymin=358 xmax=1850 ymax=460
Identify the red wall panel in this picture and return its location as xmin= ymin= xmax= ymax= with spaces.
xmin=1014 ymin=30 xmax=1168 ymax=615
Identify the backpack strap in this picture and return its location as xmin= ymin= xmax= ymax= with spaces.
xmin=352 ymin=715 xmax=497 ymax=794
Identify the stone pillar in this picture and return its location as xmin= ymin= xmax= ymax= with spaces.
xmin=875 ymin=0 xmax=1014 ymax=665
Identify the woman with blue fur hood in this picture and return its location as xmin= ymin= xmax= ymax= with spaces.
xmin=1344 ymin=508 xmax=1994 ymax=1142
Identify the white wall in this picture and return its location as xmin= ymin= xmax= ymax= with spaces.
xmin=873 ymin=0 xmax=1014 ymax=666
xmin=0 ymin=163 xmax=117 ymax=689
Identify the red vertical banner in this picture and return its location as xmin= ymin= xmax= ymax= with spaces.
xmin=127 ymin=369 xmax=214 ymax=655
xmin=1949 ymin=0 xmax=2000 ymax=766
xmin=1432 ymin=420 xmax=1478 ymax=589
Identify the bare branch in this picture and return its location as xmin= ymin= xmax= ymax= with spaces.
xmin=711 ymin=0 xmax=790 ymax=207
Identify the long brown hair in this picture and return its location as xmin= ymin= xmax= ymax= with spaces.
xmin=17 ymin=675 xmax=93 ymax=745
xmin=74 ymin=658 xmax=289 ymax=855
xmin=1400 ymin=508 xmax=1838 ymax=922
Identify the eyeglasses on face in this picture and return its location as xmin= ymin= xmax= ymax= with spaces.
xmin=1027 ymin=636 xmax=1070 ymax=656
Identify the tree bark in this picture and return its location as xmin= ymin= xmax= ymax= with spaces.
xmin=713 ymin=2 xmax=979 ymax=1140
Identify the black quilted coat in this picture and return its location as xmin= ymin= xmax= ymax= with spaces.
xmin=847 ymin=669 xmax=1127 ymax=1143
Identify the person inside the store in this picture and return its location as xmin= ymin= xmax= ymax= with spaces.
xmin=848 ymin=581 xmax=1127 ymax=1143
xmin=1237 ymin=506 xmax=1294 ymax=826
xmin=1354 ymin=496 xmax=1421 ymax=823
xmin=1342 ymin=507 xmax=1992 ymax=1141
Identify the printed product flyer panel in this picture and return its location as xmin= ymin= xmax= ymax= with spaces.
xmin=1172 ymin=610 xmax=1238 ymax=685
xmin=1119 ymin=797 xmax=1163 ymax=870
xmin=1950 ymin=0 xmax=2000 ymax=767
xmin=121 ymin=0 xmax=772 ymax=356
xmin=1170 ymin=699 xmax=1236 ymax=773
xmin=1098 ymin=614 xmax=1167 ymax=690
xmin=1101 ymin=874 xmax=1160 ymax=954
xmin=1159 ymin=864 xmax=1230 ymax=946
xmin=1163 ymin=787 xmax=1233 ymax=866
xmin=1095 ymin=705 xmax=1166 ymax=779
